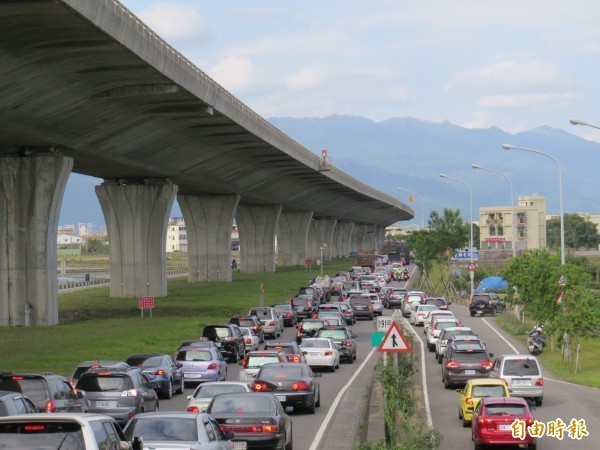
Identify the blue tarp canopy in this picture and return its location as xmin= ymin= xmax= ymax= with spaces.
xmin=476 ymin=276 xmax=507 ymax=293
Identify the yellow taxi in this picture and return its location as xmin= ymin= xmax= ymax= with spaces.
xmin=456 ymin=378 xmax=509 ymax=427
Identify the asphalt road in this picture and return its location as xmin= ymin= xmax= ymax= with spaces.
xmin=406 ymin=303 xmax=600 ymax=450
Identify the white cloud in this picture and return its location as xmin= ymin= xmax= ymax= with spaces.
xmin=285 ymin=69 xmax=324 ymax=90
xmin=137 ymin=2 xmax=206 ymax=40
xmin=477 ymin=93 xmax=574 ymax=110
xmin=208 ymin=56 xmax=255 ymax=92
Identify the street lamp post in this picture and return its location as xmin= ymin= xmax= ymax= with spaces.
xmin=502 ymin=144 xmax=565 ymax=265
xmin=397 ymin=187 xmax=425 ymax=229
xmin=471 ymin=164 xmax=516 ymax=258
xmin=319 ymin=245 xmax=326 ymax=277
xmin=569 ymin=118 xmax=600 ymax=130
xmin=439 ymin=173 xmax=475 ymax=297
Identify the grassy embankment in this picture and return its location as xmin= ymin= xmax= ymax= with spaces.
xmin=0 ymin=258 xmax=354 ymax=375
xmin=424 ymin=260 xmax=600 ymax=388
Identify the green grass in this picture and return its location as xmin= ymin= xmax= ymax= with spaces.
xmin=494 ymin=312 xmax=600 ymax=388
xmin=0 ymin=258 xmax=354 ymax=376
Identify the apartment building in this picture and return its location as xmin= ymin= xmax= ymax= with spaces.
xmin=479 ymin=193 xmax=547 ymax=252
xmin=166 ymin=217 xmax=188 ymax=252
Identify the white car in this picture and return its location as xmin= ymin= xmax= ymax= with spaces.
xmin=300 ymin=338 xmax=340 ymax=372
xmin=423 ymin=310 xmax=456 ymax=334
xmin=410 ymin=304 xmax=439 ymax=326
xmin=402 ymin=291 xmax=426 ymax=317
xmin=186 ymin=381 xmax=251 ymax=413
xmin=426 ymin=318 xmax=462 ymax=351
xmin=0 ymin=413 xmax=130 ymax=449
xmin=248 ymin=307 xmax=284 ymax=338
xmin=238 ymin=350 xmax=286 ymax=381
xmin=239 ymin=326 xmax=260 ymax=353
xmin=435 ymin=327 xmax=473 ymax=363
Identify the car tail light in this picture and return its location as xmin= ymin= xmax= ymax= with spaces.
xmin=268 ymin=321 xmax=275 ymax=326
xmin=207 ymin=363 xmax=218 ymax=370
xmin=535 ymin=378 xmax=544 ymax=386
xmin=252 ymin=326 xmax=260 ymax=332
xmin=121 ymin=389 xmax=138 ymax=397
xmin=478 ymin=417 xmax=486 ymax=425
xmin=45 ymin=400 xmax=56 ymax=413
xmin=262 ymin=424 xmax=279 ymax=433
xmin=480 ymin=360 xmax=493 ymax=369
xmin=246 ymin=338 xmax=252 ymax=344
xmin=252 ymin=381 xmax=272 ymax=392
xmin=526 ymin=417 xmax=534 ymax=426
xmin=325 ymin=351 xmax=333 ymax=356
xmin=25 ymin=424 xmax=46 ymax=431
xmin=11 ymin=376 xmax=24 ymax=380
xmin=292 ymin=381 xmax=310 ymax=391
xmin=285 ymin=313 xmax=292 ymax=317
xmin=187 ymin=406 xmax=200 ymax=413
xmin=488 ymin=300 xmax=493 ymax=305
xmin=446 ymin=361 xmax=461 ymax=368
xmin=152 ymin=369 xmax=165 ymax=376
xmin=465 ymin=397 xmax=473 ymax=406
xmin=368 ymin=306 xmax=373 ymax=310
xmin=346 ymin=341 xmax=352 ymax=347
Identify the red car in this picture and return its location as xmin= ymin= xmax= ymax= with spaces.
xmin=471 ymin=397 xmax=536 ymax=450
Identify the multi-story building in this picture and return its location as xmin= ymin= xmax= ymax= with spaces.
xmin=479 ymin=194 xmax=547 ymax=253
xmin=166 ymin=217 xmax=187 ymax=252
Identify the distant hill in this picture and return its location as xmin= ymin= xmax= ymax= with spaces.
xmin=59 ymin=116 xmax=600 ymax=227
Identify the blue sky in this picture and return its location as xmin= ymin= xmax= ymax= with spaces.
xmin=119 ymin=0 xmax=600 ymax=140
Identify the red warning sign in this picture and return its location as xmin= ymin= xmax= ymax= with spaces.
xmin=377 ymin=321 xmax=412 ymax=353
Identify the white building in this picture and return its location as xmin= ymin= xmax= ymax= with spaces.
xmin=166 ymin=217 xmax=188 ymax=252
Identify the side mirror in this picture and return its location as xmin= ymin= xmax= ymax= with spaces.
xmin=488 ymin=353 xmax=494 ymax=358
xmin=119 ymin=442 xmax=130 ymax=450
xmin=76 ymin=390 xmax=86 ymax=399
xmin=176 ymin=363 xmax=183 ymax=368
xmin=186 ymin=395 xmax=192 ymax=400
xmin=132 ymin=436 xmax=144 ymax=450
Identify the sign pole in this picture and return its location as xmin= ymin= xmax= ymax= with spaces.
xmin=383 ymin=352 xmax=388 ymax=366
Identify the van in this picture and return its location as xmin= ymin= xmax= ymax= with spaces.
xmin=489 ymin=354 xmax=544 ymax=406
xmin=248 ymin=307 xmax=284 ymax=338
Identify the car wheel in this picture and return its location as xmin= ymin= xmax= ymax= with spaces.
xmin=474 ymin=443 xmax=484 ymax=450
xmin=463 ymin=419 xmax=471 ymax=428
xmin=176 ymin=375 xmax=184 ymax=394
xmin=459 ymin=409 xmax=463 ymax=420
xmin=154 ymin=401 xmax=159 ymax=412
xmin=437 ymin=354 xmax=443 ymax=364
xmin=470 ymin=311 xmax=475 ymax=317
xmin=285 ymin=431 xmax=293 ymax=450
xmin=348 ymin=354 xmax=354 ymax=364
xmin=528 ymin=444 xmax=536 ymax=450
xmin=535 ymin=397 xmax=543 ymax=406
xmin=163 ymin=380 xmax=173 ymax=399
xmin=307 ymin=399 xmax=316 ymax=414
xmin=428 ymin=343 xmax=435 ymax=352
xmin=491 ymin=307 xmax=497 ymax=317
xmin=315 ymin=390 xmax=321 ymax=407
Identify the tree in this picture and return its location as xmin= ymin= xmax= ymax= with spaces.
xmin=547 ymin=214 xmax=600 ymax=250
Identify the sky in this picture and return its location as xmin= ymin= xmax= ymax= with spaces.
xmin=118 ymin=0 xmax=600 ymax=141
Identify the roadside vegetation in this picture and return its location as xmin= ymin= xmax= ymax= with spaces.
xmin=403 ymin=208 xmax=600 ymax=387
xmin=0 ymin=258 xmax=354 ymax=375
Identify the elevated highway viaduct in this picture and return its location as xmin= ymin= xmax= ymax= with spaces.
xmin=0 ymin=0 xmax=413 ymax=326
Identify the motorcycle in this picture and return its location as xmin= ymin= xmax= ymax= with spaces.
xmin=401 ymin=271 xmax=410 ymax=281
xmin=527 ymin=325 xmax=547 ymax=355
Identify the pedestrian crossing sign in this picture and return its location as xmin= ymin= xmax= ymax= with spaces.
xmin=378 ymin=321 xmax=412 ymax=353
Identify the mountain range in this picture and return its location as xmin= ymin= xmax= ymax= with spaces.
xmin=59 ymin=116 xmax=600 ymax=228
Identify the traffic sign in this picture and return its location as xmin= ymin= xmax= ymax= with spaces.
xmin=376 ymin=316 xmax=393 ymax=332
xmin=452 ymin=251 xmax=479 ymax=260
xmin=468 ymin=262 xmax=477 ymax=271
xmin=377 ymin=322 xmax=412 ymax=353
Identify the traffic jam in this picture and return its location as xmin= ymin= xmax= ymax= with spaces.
xmin=0 ymin=251 xmax=554 ymax=450
xmin=0 ymin=255 xmax=412 ymax=450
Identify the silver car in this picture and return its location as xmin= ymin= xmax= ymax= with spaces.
xmin=489 ymin=354 xmax=544 ymax=406
xmin=123 ymin=412 xmax=234 ymax=449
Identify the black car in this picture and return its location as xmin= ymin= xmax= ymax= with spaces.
xmin=124 ymin=354 xmax=184 ymax=399
xmin=76 ymin=366 xmax=159 ymax=426
xmin=208 ymin=392 xmax=293 ymax=449
xmin=349 ymin=296 xmax=374 ymax=320
xmin=252 ymin=363 xmax=321 ymax=413
xmin=296 ymin=318 xmax=330 ymax=344
xmin=0 ymin=390 xmax=36 ymax=416
xmin=383 ymin=292 xmax=405 ymax=309
xmin=441 ymin=341 xmax=494 ymax=388
xmin=0 ymin=373 xmax=88 ymax=413
xmin=229 ymin=315 xmax=265 ymax=342
xmin=298 ymin=286 xmax=322 ymax=305
xmin=317 ymin=326 xmax=358 ymax=363
xmin=201 ymin=324 xmax=246 ymax=363
xmin=291 ymin=295 xmax=316 ymax=319
xmin=424 ymin=297 xmax=449 ymax=310
xmin=263 ymin=341 xmax=305 ymax=363
xmin=272 ymin=304 xmax=298 ymax=327
xmin=469 ymin=293 xmax=506 ymax=317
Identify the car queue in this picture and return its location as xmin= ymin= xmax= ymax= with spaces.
xmin=0 ymin=260 xmax=404 ymax=450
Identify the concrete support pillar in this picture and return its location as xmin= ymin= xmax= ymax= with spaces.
xmin=375 ymin=225 xmax=386 ymax=253
xmin=276 ymin=211 xmax=313 ymax=267
xmin=334 ymin=221 xmax=354 ymax=257
xmin=96 ymin=180 xmax=177 ymax=298
xmin=364 ymin=224 xmax=378 ymax=253
xmin=351 ymin=223 xmax=367 ymax=254
xmin=179 ymin=194 xmax=240 ymax=282
xmin=236 ymin=204 xmax=282 ymax=273
xmin=0 ymin=154 xmax=72 ymax=326
xmin=313 ymin=218 xmax=337 ymax=260
xmin=307 ymin=220 xmax=319 ymax=261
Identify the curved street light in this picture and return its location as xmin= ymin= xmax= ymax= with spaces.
xmin=502 ymin=144 xmax=565 ymax=265
xmin=439 ymin=173 xmax=474 ymax=297
xmin=397 ymin=187 xmax=425 ymax=229
xmin=569 ymin=118 xmax=600 ymax=130
xmin=471 ymin=164 xmax=516 ymax=258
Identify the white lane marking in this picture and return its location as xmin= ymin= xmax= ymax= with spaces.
xmin=403 ymin=317 xmax=433 ymax=428
xmin=481 ymin=318 xmax=518 ymax=353
xmin=481 ymin=319 xmax=599 ymax=389
xmin=309 ymin=346 xmax=377 ymax=450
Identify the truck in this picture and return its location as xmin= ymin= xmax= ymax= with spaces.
xmin=356 ymin=254 xmax=383 ymax=269
xmin=387 ymin=242 xmax=411 ymax=265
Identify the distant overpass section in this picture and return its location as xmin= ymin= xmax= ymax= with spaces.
xmin=0 ymin=0 xmax=413 ymax=326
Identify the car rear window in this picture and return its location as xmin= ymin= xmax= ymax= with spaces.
xmin=128 ymin=417 xmax=198 ymax=442
xmin=177 ymin=350 xmax=213 ymax=362
xmin=250 ymin=310 xmax=273 ymax=319
xmin=503 ymin=359 xmax=540 ymax=376
xmin=426 ymin=299 xmax=447 ymax=307
xmin=245 ymin=356 xmax=281 ymax=368
xmin=193 ymin=384 xmax=248 ymax=398
xmin=302 ymin=340 xmax=330 ymax=349
xmin=435 ymin=321 xmax=460 ymax=330
xmin=319 ymin=330 xmax=347 ymax=339
xmin=484 ymin=404 xmax=527 ymax=416
xmin=210 ymin=395 xmax=274 ymax=413
xmin=472 ymin=385 xmax=506 ymax=397
xmin=203 ymin=327 xmax=231 ymax=339
xmin=407 ymin=295 xmax=422 ymax=302
xmin=350 ymin=298 xmax=370 ymax=306
xmin=301 ymin=321 xmax=326 ymax=330
xmin=127 ymin=356 xmax=162 ymax=366
xmin=264 ymin=345 xmax=295 ymax=354
xmin=292 ymin=298 xmax=310 ymax=306
xmin=236 ymin=319 xmax=256 ymax=327
xmin=0 ymin=421 xmax=84 ymax=448
xmin=453 ymin=342 xmax=484 ymax=351
xmin=259 ymin=365 xmax=305 ymax=378
xmin=77 ymin=375 xmax=132 ymax=392
xmin=451 ymin=351 xmax=488 ymax=363
xmin=0 ymin=377 xmax=47 ymax=403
